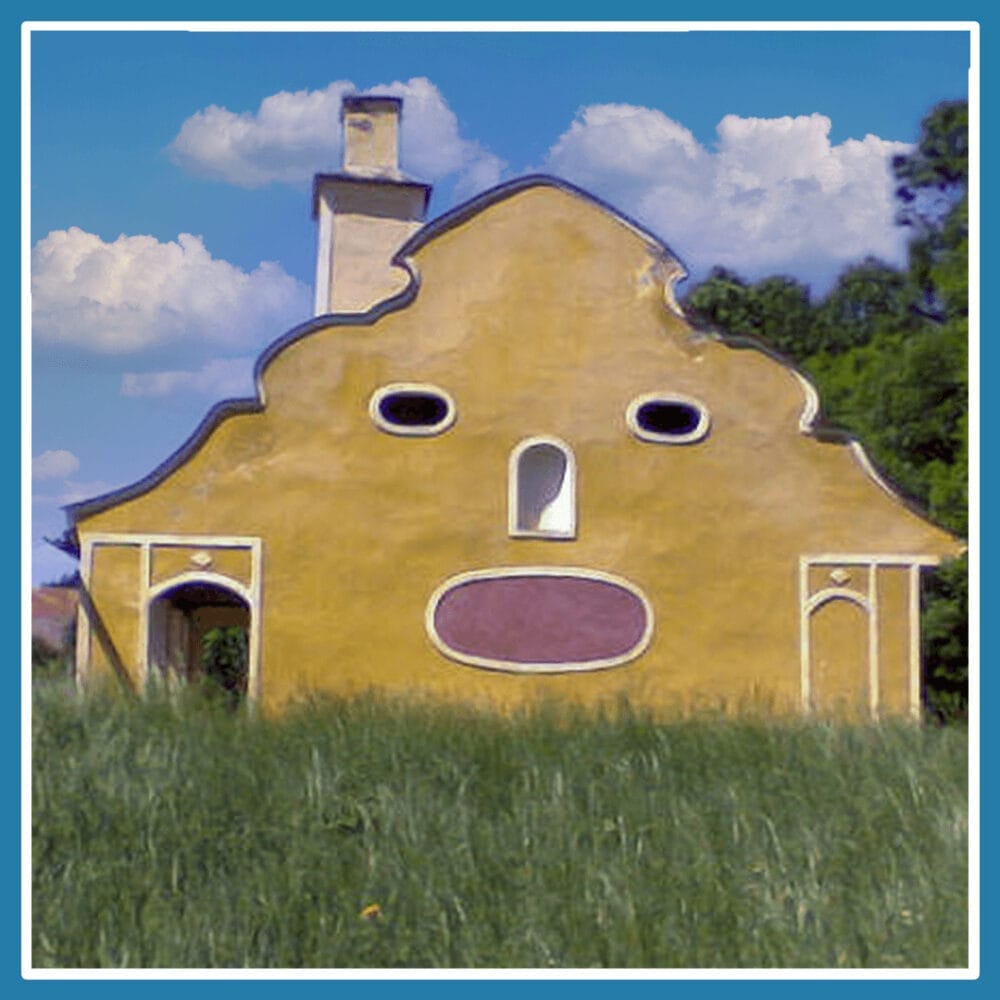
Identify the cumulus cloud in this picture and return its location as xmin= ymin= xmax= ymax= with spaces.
xmin=121 ymin=356 xmax=257 ymax=399
xmin=32 ymin=228 xmax=311 ymax=353
xmin=31 ymin=449 xmax=114 ymax=509
xmin=33 ymin=449 xmax=80 ymax=481
xmin=168 ymin=76 xmax=505 ymax=195
xmin=545 ymin=105 xmax=911 ymax=284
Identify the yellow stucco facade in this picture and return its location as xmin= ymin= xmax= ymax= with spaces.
xmin=70 ymin=178 xmax=962 ymax=719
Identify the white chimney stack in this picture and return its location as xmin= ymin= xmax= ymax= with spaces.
xmin=313 ymin=95 xmax=431 ymax=315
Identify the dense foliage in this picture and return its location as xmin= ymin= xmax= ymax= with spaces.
xmin=683 ymin=101 xmax=969 ymax=719
xmin=199 ymin=625 xmax=249 ymax=708
xmin=32 ymin=688 xmax=968 ymax=969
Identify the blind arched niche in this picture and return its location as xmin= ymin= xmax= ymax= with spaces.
xmin=509 ymin=437 xmax=576 ymax=539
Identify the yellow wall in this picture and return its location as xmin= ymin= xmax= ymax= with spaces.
xmin=75 ymin=183 xmax=962 ymax=716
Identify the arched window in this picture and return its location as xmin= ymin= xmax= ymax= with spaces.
xmin=509 ymin=437 xmax=576 ymax=538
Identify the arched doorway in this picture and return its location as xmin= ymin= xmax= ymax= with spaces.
xmin=806 ymin=591 xmax=872 ymax=719
xmin=147 ymin=577 xmax=251 ymax=705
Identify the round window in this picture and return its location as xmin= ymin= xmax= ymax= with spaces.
xmin=369 ymin=384 xmax=456 ymax=436
xmin=626 ymin=393 xmax=710 ymax=444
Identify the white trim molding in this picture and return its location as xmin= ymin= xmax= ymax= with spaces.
xmin=76 ymin=532 xmax=263 ymax=704
xmin=147 ymin=570 xmax=253 ymax=604
xmin=313 ymin=186 xmax=335 ymax=316
xmin=791 ymin=370 xmax=821 ymax=434
xmin=804 ymin=553 xmax=942 ymax=567
xmin=425 ymin=566 xmax=654 ymax=674
xmin=908 ymin=563 xmax=922 ymax=721
xmin=803 ymin=586 xmax=871 ymax=615
xmin=852 ymin=440 xmax=937 ymax=505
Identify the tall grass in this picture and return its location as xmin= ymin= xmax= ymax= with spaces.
xmin=31 ymin=685 xmax=968 ymax=969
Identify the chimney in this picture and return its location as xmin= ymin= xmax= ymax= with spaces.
xmin=342 ymin=95 xmax=402 ymax=178
xmin=313 ymin=96 xmax=432 ymax=315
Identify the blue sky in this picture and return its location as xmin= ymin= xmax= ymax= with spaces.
xmin=28 ymin=25 xmax=973 ymax=584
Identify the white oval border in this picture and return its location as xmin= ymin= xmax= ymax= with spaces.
xmin=369 ymin=382 xmax=457 ymax=437
xmin=625 ymin=392 xmax=711 ymax=445
xmin=425 ymin=566 xmax=654 ymax=674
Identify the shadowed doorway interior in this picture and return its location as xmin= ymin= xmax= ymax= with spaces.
xmin=147 ymin=580 xmax=250 ymax=705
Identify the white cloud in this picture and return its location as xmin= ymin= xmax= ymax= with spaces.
xmin=168 ymin=81 xmax=352 ymax=187
xmin=32 ymin=449 xmax=80 ymax=481
xmin=55 ymin=480 xmax=118 ymax=506
xmin=32 ymin=228 xmax=311 ymax=353
xmin=545 ymin=105 xmax=911 ymax=285
xmin=167 ymin=76 xmax=505 ymax=195
xmin=34 ymin=479 xmax=120 ymax=508
xmin=121 ymin=356 xmax=257 ymax=399
xmin=547 ymin=104 xmax=708 ymax=192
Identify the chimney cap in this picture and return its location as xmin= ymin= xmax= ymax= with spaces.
xmin=340 ymin=95 xmax=403 ymax=120
xmin=312 ymin=173 xmax=432 ymax=219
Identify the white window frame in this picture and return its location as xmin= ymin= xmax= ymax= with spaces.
xmin=369 ymin=382 xmax=456 ymax=437
xmin=508 ymin=435 xmax=577 ymax=539
xmin=626 ymin=392 xmax=711 ymax=445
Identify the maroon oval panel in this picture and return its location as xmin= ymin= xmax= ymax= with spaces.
xmin=432 ymin=574 xmax=649 ymax=666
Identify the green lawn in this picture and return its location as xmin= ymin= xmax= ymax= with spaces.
xmin=31 ymin=685 xmax=968 ymax=969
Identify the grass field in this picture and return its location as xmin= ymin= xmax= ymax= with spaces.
xmin=31 ymin=684 xmax=968 ymax=970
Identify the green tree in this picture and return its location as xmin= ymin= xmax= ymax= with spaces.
xmin=682 ymin=258 xmax=915 ymax=361
xmin=805 ymin=320 xmax=967 ymax=534
xmin=684 ymin=267 xmax=814 ymax=361
xmin=894 ymin=99 xmax=968 ymax=326
xmin=921 ymin=552 xmax=968 ymax=722
xmin=893 ymin=100 xmax=968 ymax=227
xmin=683 ymin=267 xmax=758 ymax=337
xmin=810 ymin=257 xmax=912 ymax=354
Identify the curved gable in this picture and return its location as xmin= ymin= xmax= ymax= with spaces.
xmin=66 ymin=174 xmax=960 ymax=564
xmin=398 ymin=174 xmax=686 ymax=274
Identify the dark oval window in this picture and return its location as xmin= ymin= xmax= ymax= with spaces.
xmin=636 ymin=401 xmax=701 ymax=436
xmin=370 ymin=384 xmax=456 ymax=436
xmin=380 ymin=392 xmax=448 ymax=426
xmin=627 ymin=394 xmax=710 ymax=444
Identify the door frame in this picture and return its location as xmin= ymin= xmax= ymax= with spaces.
xmin=77 ymin=533 xmax=263 ymax=703
xmin=799 ymin=553 xmax=939 ymax=720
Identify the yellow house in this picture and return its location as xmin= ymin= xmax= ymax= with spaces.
xmin=66 ymin=96 xmax=962 ymax=718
